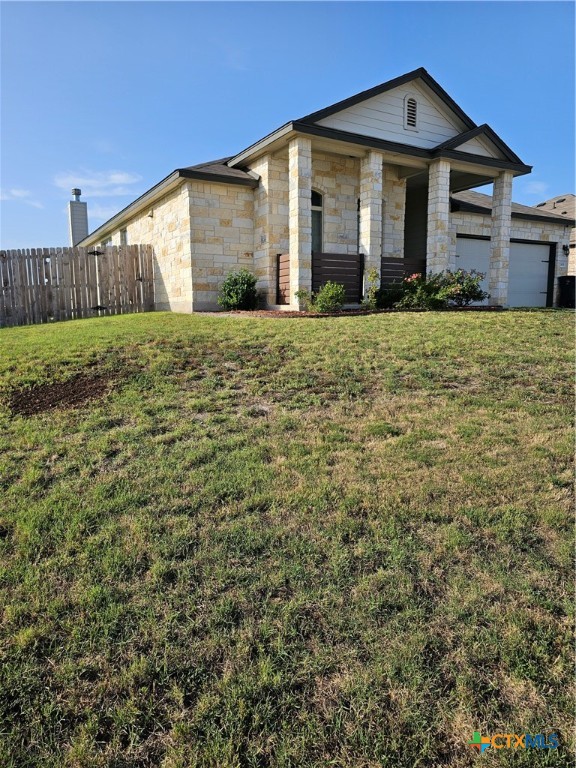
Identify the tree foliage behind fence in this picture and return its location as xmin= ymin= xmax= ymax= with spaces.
xmin=0 ymin=245 xmax=154 ymax=327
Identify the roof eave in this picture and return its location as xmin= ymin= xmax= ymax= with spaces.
xmin=78 ymin=170 xmax=183 ymax=246
xmin=435 ymin=147 xmax=532 ymax=176
xmin=78 ymin=165 xmax=259 ymax=246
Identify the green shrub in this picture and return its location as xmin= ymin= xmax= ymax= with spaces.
xmin=395 ymin=272 xmax=448 ymax=310
xmin=377 ymin=269 xmax=489 ymax=311
xmin=313 ymin=281 xmax=347 ymax=312
xmin=362 ymin=268 xmax=379 ymax=310
xmin=441 ymin=269 xmax=489 ymax=306
xmin=218 ymin=269 xmax=258 ymax=310
xmin=295 ymin=282 xmax=346 ymax=312
xmin=376 ymin=282 xmax=405 ymax=309
xmin=294 ymin=288 xmax=312 ymax=311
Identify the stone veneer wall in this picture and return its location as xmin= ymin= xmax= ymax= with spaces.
xmin=109 ymin=184 xmax=193 ymax=313
xmin=250 ymin=155 xmax=289 ymax=305
xmin=188 ymin=181 xmax=254 ymax=310
xmin=312 ymin=153 xmax=360 ymax=254
xmin=382 ymin=164 xmax=407 ymax=261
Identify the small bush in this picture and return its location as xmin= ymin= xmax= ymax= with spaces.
xmin=377 ymin=269 xmax=489 ymax=311
xmin=218 ymin=269 xmax=258 ymax=310
xmin=442 ymin=269 xmax=489 ymax=307
xmin=395 ymin=272 xmax=448 ymax=310
xmin=376 ymin=282 xmax=406 ymax=309
xmin=295 ymin=282 xmax=346 ymax=313
xmin=294 ymin=288 xmax=312 ymax=311
xmin=362 ymin=268 xmax=379 ymax=310
xmin=313 ymin=281 xmax=347 ymax=312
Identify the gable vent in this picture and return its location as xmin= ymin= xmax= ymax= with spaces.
xmin=405 ymin=96 xmax=418 ymax=129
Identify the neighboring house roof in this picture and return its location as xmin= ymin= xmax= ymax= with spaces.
xmin=535 ymin=194 xmax=575 ymax=222
xmin=451 ymin=190 xmax=576 ymax=226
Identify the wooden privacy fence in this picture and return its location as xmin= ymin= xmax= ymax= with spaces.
xmin=381 ymin=255 xmax=426 ymax=287
xmin=312 ymin=252 xmax=365 ymax=303
xmin=0 ymin=245 xmax=154 ymax=327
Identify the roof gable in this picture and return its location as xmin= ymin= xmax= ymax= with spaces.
xmin=297 ymin=68 xmax=477 ymax=150
xmin=433 ymin=124 xmax=522 ymax=164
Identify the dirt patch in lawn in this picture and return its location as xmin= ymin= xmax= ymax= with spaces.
xmin=8 ymin=374 xmax=117 ymax=416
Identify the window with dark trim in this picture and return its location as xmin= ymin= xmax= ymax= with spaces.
xmin=312 ymin=190 xmax=323 ymax=253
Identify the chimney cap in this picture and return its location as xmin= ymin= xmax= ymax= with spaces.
xmin=71 ymin=188 xmax=81 ymax=198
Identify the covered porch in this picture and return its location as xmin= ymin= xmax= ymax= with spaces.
xmin=270 ymin=133 xmax=517 ymax=309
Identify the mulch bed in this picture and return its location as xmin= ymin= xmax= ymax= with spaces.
xmin=215 ymin=306 xmax=505 ymax=319
xmin=7 ymin=374 xmax=115 ymax=417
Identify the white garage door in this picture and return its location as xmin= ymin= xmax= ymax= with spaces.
xmin=455 ymin=237 xmax=551 ymax=307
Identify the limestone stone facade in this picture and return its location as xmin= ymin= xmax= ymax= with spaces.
xmin=110 ymin=184 xmax=192 ymax=313
xmin=489 ymin=171 xmax=514 ymax=306
xmin=426 ymin=159 xmax=452 ymax=273
xmin=188 ymin=181 xmax=254 ymax=311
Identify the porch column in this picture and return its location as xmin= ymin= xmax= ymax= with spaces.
xmin=289 ymin=136 xmax=312 ymax=308
xmin=489 ymin=171 xmax=513 ymax=306
xmin=426 ymin=158 xmax=451 ymax=273
xmin=382 ymin=164 xmax=407 ymax=260
xmin=359 ymin=151 xmax=384 ymax=287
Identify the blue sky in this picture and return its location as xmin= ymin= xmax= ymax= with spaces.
xmin=1 ymin=1 xmax=574 ymax=248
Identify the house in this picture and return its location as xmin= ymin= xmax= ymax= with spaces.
xmin=534 ymin=194 xmax=575 ymax=276
xmin=80 ymin=67 xmax=573 ymax=310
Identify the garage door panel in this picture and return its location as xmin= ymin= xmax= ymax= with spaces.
xmin=508 ymin=242 xmax=550 ymax=307
xmin=454 ymin=237 xmax=489 ymax=304
xmin=455 ymin=237 xmax=552 ymax=307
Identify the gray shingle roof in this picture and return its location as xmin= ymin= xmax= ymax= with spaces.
xmin=182 ymin=157 xmax=255 ymax=182
xmin=451 ymin=190 xmax=575 ymax=225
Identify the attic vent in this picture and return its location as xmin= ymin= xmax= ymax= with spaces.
xmin=404 ymin=96 xmax=418 ymax=129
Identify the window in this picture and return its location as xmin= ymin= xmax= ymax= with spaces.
xmin=120 ymin=229 xmax=128 ymax=246
xmin=101 ymin=237 xmax=112 ymax=248
xmin=311 ymin=190 xmax=323 ymax=253
xmin=404 ymin=95 xmax=418 ymax=130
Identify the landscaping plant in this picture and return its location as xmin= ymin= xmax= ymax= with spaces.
xmin=378 ymin=269 xmax=489 ymax=310
xmin=362 ymin=267 xmax=379 ymax=310
xmin=295 ymin=281 xmax=347 ymax=313
xmin=217 ymin=268 xmax=259 ymax=310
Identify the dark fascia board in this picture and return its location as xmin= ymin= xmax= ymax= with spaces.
xmin=297 ymin=67 xmax=477 ymax=131
xmin=433 ymin=124 xmax=524 ymax=165
xmin=292 ymin=121 xmax=432 ymax=159
xmin=451 ymin=198 xmax=574 ymax=226
xmin=436 ymin=147 xmax=531 ymax=174
xmin=293 ymin=122 xmax=531 ymax=174
xmin=78 ymin=170 xmax=182 ymax=245
xmin=79 ymin=166 xmax=257 ymax=246
xmin=179 ymin=168 xmax=258 ymax=188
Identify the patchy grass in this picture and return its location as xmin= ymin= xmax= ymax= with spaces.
xmin=0 ymin=310 xmax=573 ymax=767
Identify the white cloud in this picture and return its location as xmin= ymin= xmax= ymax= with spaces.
xmin=0 ymin=188 xmax=44 ymax=208
xmin=522 ymin=181 xmax=549 ymax=197
xmin=53 ymin=169 xmax=143 ymax=197
xmin=90 ymin=204 xmax=121 ymax=221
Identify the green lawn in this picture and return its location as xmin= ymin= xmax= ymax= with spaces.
xmin=0 ymin=310 xmax=573 ymax=767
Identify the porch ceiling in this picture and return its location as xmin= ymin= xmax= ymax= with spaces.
xmin=405 ymin=168 xmax=495 ymax=194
